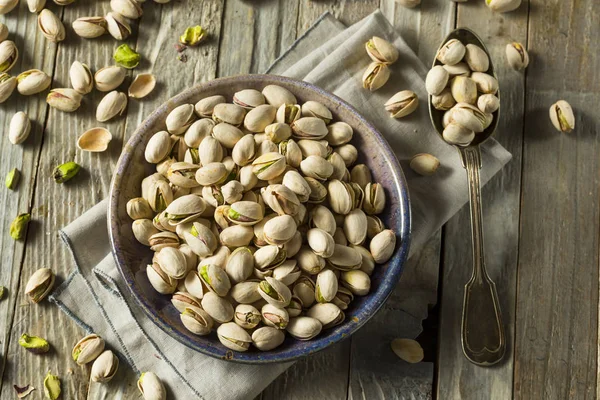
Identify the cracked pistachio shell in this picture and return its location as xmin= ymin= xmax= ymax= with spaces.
xmin=549 ymin=100 xmax=574 ymax=133
xmin=0 ymin=40 xmax=17 ymax=73
xmin=171 ymin=291 xmax=201 ymax=312
xmin=293 ymin=276 xmax=316 ymax=307
xmin=167 ymin=162 xmax=200 ymax=189
xmin=332 ymin=286 xmax=353 ymax=310
xmin=38 ymin=9 xmax=65 ymax=42
xmin=232 ymin=133 xmax=256 ymax=166
xmin=328 ymin=244 xmax=362 ymax=271
xmin=279 ymin=139 xmax=302 ymax=168
xmin=443 ymin=123 xmax=475 ymax=146
xmin=350 ymin=164 xmax=371 ymax=189
xmin=230 ymin=281 xmax=262 ymax=304
xmin=72 ymin=16 xmax=107 ymax=38
xmin=486 ymin=0 xmax=521 ymax=13
xmin=198 ymin=263 xmax=231 ymax=296
xmin=272 ymin=260 xmax=301 ymax=286
xmin=47 ymin=88 xmax=82 ymax=112
xmin=252 ymin=152 xmax=286 ymax=180
xmin=325 ymin=122 xmax=353 ymax=146
xmin=17 ymin=69 xmax=51 ymax=95
xmin=221 ymin=180 xmax=244 ymax=204
xmin=244 ymin=104 xmax=277 ymax=133
xmin=263 ymin=214 xmax=296 ymax=245
xmin=128 ymin=73 xmax=156 ymax=98
xmin=301 ymin=101 xmax=332 ymax=124
xmin=145 ymin=131 xmax=171 ymax=163
xmin=470 ymin=72 xmax=499 ymax=94
xmin=202 ymin=292 xmax=234 ymax=323
xmin=252 ymin=326 xmax=285 ymax=351
xmin=307 ymin=228 xmax=335 ymax=258
xmin=254 ymin=244 xmax=286 ymax=270
xmin=0 ymin=72 xmax=17 ymax=103
xmin=450 ymin=76 xmax=477 ymax=105
xmin=340 ymin=269 xmax=371 ymax=296
xmin=69 ymin=61 xmax=93 ymax=94
xmin=148 ymin=231 xmax=179 ymax=251
xmin=195 ymin=162 xmax=228 ymax=186
xmin=195 ymin=95 xmax=226 ymax=117
xmin=25 ymin=267 xmax=55 ymax=303
xmin=262 ymin=84 xmax=297 ymax=108
xmin=0 ymin=0 xmax=18 ymax=14
xmin=258 ymin=276 xmax=292 ymax=307
xmin=202 ymin=185 xmax=224 ymax=208
xmin=432 ymin=88 xmax=456 ymax=111
xmin=228 ymin=201 xmax=264 ymax=226
xmin=184 ymin=221 xmax=217 ymax=257
xmin=261 ymin=184 xmax=300 ymax=216
xmin=385 ymin=90 xmax=419 ymax=118
xmin=327 ymin=180 xmax=354 ymax=215
xmin=307 ymin=302 xmax=345 ymax=329
xmin=365 ymin=36 xmax=399 ymax=64
xmin=297 ymin=139 xmax=328 ymax=158
xmin=286 ymin=296 xmax=303 ymax=317
xmin=291 ymin=117 xmax=328 ymax=140
xmin=261 ymin=303 xmax=289 ymax=329
xmin=91 ymin=350 xmax=119 ymax=383
xmin=181 ymin=305 xmax=214 ymax=335
xmin=282 ymin=170 xmax=310 ymax=203
xmin=305 ymin=176 xmax=327 ymax=203
xmin=276 ymin=103 xmax=301 ymax=125
xmin=362 ymin=62 xmax=390 ymax=91
xmin=138 ymin=372 xmax=166 ymax=400
xmin=296 ymin=246 xmax=326 ymax=274
xmin=410 ymin=153 xmax=440 ymax=176
xmin=233 ymin=88 xmax=265 ymax=109
xmin=166 ymin=104 xmax=196 ymax=135
xmin=265 ymin=122 xmax=292 ymax=144
xmin=391 ymin=338 xmax=424 ymax=363
xmin=436 ymin=38 xmax=466 ymax=65
xmin=213 ymin=122 xmax=244 ymax=148
xmin=156 ymin=247 xmax=188 ymax=279
xmin=213 ymin=103 xmax=246 ymax=126
xmin=184 ymin=118 xmax=214 ymax=147
xmin=199 ymin=136 xmax=224 ymax=165
xmin=9 ymin=111 xmax=31 ymax=145
xmin=226 ymin=247 xmax=254 ymax=283
xmin=97 ymin=90 xmax=127 ymax=122
xmin=315 ymin=269 xmax=338 ymax=303
xmin=477 ymin=93 xmax=500 ymax=114
xmin=165 ymin=193 xmax=206 ymax=223
xmin=425 ymin=66 xmax=449 ymax=96
xmin=370 ymin=229 xmax=397 ymax=264
xmin=450 ymin=103 xmax=486 ymax=133
xmin=343 ymin=208 xmax=367 ymax=245
xmin=132 ymin=219 xmax=159 ymax=245
xmin=72 ymin=334 xmax=105 ymax=365
xmin=106 ymin=12 xmax=131 ymax=41
xmin=217 ymin=322 xmax=252 ymax=352
xmin=300 ymin=155 xmax=333 ymax=181
xmin=506 ymin=42 xmax=529 ymax=71
xmin=234 ymin=304 xmax=261 ymax=329
xmin=443 ymin=62 xmax=471 ymax=77
xmin=220 ymin=224 xmax=254 ymax=247
xmin=334 ymin=144 xmax=358 ymax=167
xmin=110 ymin=0 xmax=143 ymax=19
xmin=286 ymin=316 xmax=322 ymax=340
xmin=95 ymin=65 xmax=126 ymax=92
xmin=464 ymin=44 xmax=490 ymax=72
xmin=333 ymin=227 xmax=348 ymax=246
xmin=184 ymin=270 xmax=206 ymax=299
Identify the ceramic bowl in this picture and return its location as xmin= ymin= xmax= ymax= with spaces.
xmin=108 ymin=75 xmax=411 ymax=363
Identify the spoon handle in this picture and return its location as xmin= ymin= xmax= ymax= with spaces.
xmin=458 ymin=146 xmax=505 ymax=366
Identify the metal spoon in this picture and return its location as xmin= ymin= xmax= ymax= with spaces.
xmin=428 ymin=28 xmax=505 ymax=366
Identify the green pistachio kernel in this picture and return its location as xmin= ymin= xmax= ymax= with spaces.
xmin=179 ymin=26 xmax=206 ymax=46
xmin=43 ymin=371 xmax=61 ymax=400
xmin=259 ymin=281 xmax=278 ymax=300
xmin=53 ymin=161 xmax=80 ymax=183
xmin=10 ymin=213 xmax=30 ymax=240
xmin=5 ymin=168 xmax=20 ymax=189
xmin=113 ymin=44 xmax=141 ymax=69
xmin=19 ymin=334 xmax=50 ymax=354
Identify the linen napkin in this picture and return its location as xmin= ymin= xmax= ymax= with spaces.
xmin=49 ymin=10 xmax=511 ymax=400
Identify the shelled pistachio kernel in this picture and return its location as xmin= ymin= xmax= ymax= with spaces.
xmin=53 ymin=161 xmax=81 ymax=183
xmin=10 ymin=213 xmax=30 ymax=240
xmin=114 ymin=44 xmax=140 ymax=69
xmin=180 ymin=25 xmax=206 ymax=46
xmin=5 ymin=168 xmax=20 ymax=189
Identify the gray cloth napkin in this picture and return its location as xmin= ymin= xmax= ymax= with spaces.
xmin=49 ymin=10 xmax=511 ymax=400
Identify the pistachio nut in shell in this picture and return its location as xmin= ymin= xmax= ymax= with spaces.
xmin=198 ymin=263 xmax=231 ymax=297
xmin=0 ymin=72 xmax=17 ymax=103
xmin=145 ymin=131 xmax=171 ymax=164
xmin=332 ymin=286 xmax=354 ymax=310
xmin=244 ymin=104 xmax=277 ymax=133
xmin=410 ymin=153 xmax=440 ymax=176
xmin=282 ymin=170 xmax=311 ymax=203
xmin=233 ymin=88 xmax=265 ymax=109
xmin=155 ymin=247 xmax=188 ymax=279
xmin=47 ymin=88 xmax=82 ymax=112
xmin=301 ymin=100 xmax=332 ymax=123
xmin=450 ymin=76 xmax=477 ymax=105
xmin=261 ymin=303 xmax=289 ymax=329
xmin=232 ymin=133 xmax=256 ymax=166
xmin=341 ymin=269 xmax=371 ymax=296
xmin=443 ymin=62 xmax=471 ymax=77
xmin=385 ymin=90 xmax=419 ymax=118
xmin=279 ymin=139 xmax=302 ymax=168
xmin=9 ymin=111 xmax=31 ymax=145
xmin=0 ymin=40 xmax=18 ymax=73
xmin=275 ymin=103 xmax=301 ymax=124
xmin=181 ymin=305 xmax=213 ymax=335
xmin=164 ymin=193 xmax=206 ymax=224
xmin=325 ymin=122 xmax=353 ymax=146
xmin=230 ymin=281 xmax=262 ymax=304
xmin=69 ymin=61 xmax=93 ymax=95
xmin=443 ymin=123 xmax=475 ymax=146
xmin=17 ymin=69 xmax=51 ymax=95
xmin=296 ymin=245 xmax=326 ymax=274
xmin=353 ymin=244 xmax=376 ymax=275
xmin=137 ymin=371 xmax=166 ymax=400
xmin=220 ymin=224 xmax=254 ymax=247
xmin=199 ymin=136 xmax=224 ymax=165
xmin=96 ymin=91 xmax=127 ymax=122
xmin=333 ymin=227 xmax=348 ymax=246
xmin=262 ymin=84 xmax=297 ymax=108
xmin=213 ymin=122 xmax=244 ymax=149
xmin=477 ymin=93 xmax=500 ymax=114
xmin=0 ymin=22 xmax=6 ymax=41
xmin=184 ymin=221 xmax=217 ymax=257
xmin=334 ymin=144 xmax=358 ymax=167
xmin=25 ymin=267 xmax=55 ymax=303
xmin=252 ymin=152 xmax=286 ymax=181
xmin=106 ymin=11 xmax=131 ymax=40
xmin=38 ymin=9 xmax=65 ymax=42
xmin=217 ymin=322 xmax=252 ymax=352
xmin=201 ymin=291 xmax=234 ymax=323
xmin=227 ymin=201 xmax=264 ymax=226
xmin=307 ymin=302 xmax=345 ymax=329
xmin=486 ymin=0 xmax=521 ymax=13
xmin=146 ymin=263 xmax=177 ymax=294
xmin=362 ymin=62 xmax=390 ymax=91
xmin=343 ymin=208 xmax=368 ymax=245
xmin=315 ymin=269 xmax=338 ymax=303
xmin=253 ymin=244 xmax=286 ymax=270
xmin=391 ymin=338 xmax=424 ymax=363
xmin=470 ymin=72 xmax=499 ymax=95
xmin=328 ymin=244 xmax=362 ymax=271
xmin=0 ymin=0 xmax=18 ymax=14
xmin=91 ymin=350 xmax=119 ymax=383
xmin=110 ymin=0 xmax=143 ymax=19
xmin=286 ymin=316 xmax=322 ymax=340
xmin=432 ymin=88 xmax=456 ymax=111
xmin=252 ymin=326 xmax=285 ymax=351
xmin=327 ymin=180 xmax=354 ymax=215
xmin=365 ymin=36 xmax=399 ymax=64
xmin=184 ymin=118 xmax=214 ymax=148
xmin=72 ymin=334 xmax=105 ymax=365
xmin=132 ymin=219 xmax=159 ymax=245
xmin=77 ymin=127 xmax=113 ymax=153
xmin=129 ymin=73 xmax=156 ymax=98
xmin=506 ymin=42 xmax=529 ymax=71
xmin=234 ymin=304 xmax=261 ymax=329
xmin=425 ymin=65 xmax=449 ymax=96
xmin=370 ymin=229 xmax=397 ymax=264
xmin=300 ymin=155 xmax=333 ymax=180
xmin=94 ymin=65 xmax=126 ymax=92
xmin=72 ymin=16 xmax=107 ymax=39
xmin=463 ymin=43 xmax=489 ymax=72
xmin=170 ymin=291 xmax=201 ymax=313
xmin=306 ymin=228 xmax=335 ymax=258
xmin=195 ymin=162 xmax=228 ymax=186
xmin=436 ymin=38 xmax=466 ymax=65
xmin=549 ymin=100 xmax=575 ymax=133
xmin=258 ymin=276 xmax=292 ymax=307
xmin=166 ymin=103 xmax=196 ymax=134
xmin=350 ymin=164 xmax=372 ymax=189
xmin=265 ymin=122 xmax=292 ymax=144
xmin=272 ymin=260 xmax=301 ymax=286
xmin=291 ymin=117 xmax=328 ymax=140
xmin=213 ymin=102 xmax=246 ymax=126
xmin=19 ymin=333 xmax=50 ymax=354
xmin=195 ymin=95 xmax=226 ymax=117
xmin=450 ymin=103 xmax=486 ymax=133
xmin=263 ymin=214 xmax=296 ymax=245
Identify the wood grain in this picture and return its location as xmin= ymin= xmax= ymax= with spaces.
xmin=514 ymin=0 xmax=599 ymax=398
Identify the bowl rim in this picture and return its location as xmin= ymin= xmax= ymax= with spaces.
xmin=108 ymin=74 xmax=412 ymax=364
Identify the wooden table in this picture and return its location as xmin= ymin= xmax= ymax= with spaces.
xmin=1 ymin=0 xmax=598 ymax=398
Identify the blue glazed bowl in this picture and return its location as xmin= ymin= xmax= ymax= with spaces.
xmin=108 ymin=75 xmax=411 ymax=364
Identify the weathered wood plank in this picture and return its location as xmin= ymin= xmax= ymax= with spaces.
xmin=435 ymin=1 xmax=528 ymax=398
xmin=513 ymin=0 xmax=599 ymax=398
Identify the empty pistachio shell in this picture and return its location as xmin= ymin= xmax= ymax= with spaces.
xmin=137 ymin=372 xmax=166 ymax=400
xmin=549 ymin=100 xmax=575 ymax=133
xmin=436 ymin=38 xmax=466 ymax=65
xmin=252 ymin=326 xmax=285 ymax=351
xmin=425 ymin=66 xmax=449 ymax=96
xmin=72 ymin=16 xmax=107 ymax=38
xmin=410 ymin=153 xmax=440 ymax=176
xmin=486 ymin=0 xmax=521 ymax=13
xmin=262 ymin=84 xmax=297 ymax=108
xmin=470 ymin=72 xmax=499 ymax=94
xmin=181 ymin=305 xmax=213 ymax=335
xmin=72 ymin=334 xmax=105 ymax=365
xmin=95 ymin=65 xmax=126 ymax=92
xmin=443 ymin=123 xmax=475 ymax=146
xmin=16 ymin=69 xmax=51 ymax=95
xmin=362 ymin=62 xmax=390 ymax=91
xmin=307 ymin=302 xmax=345 ymax=328
xmin=365 ymin=36 xmax=399 ymax=64
xmin=391 ymin=338 xmax=424 ymax=363
xmin=91 ymin=350 xmax=119 ymax=383
xmin=106 ymin=11 xmax=131 ymax=41
xmin=38 ymin=9 xmax=65 ymax=42
xmin=450 ymin=76 xmax=477 ymax=105
xmin=25 ymin=268 xmax=55 ymax=303
xmin=128 ymin=73 xmax=156 ymax=98
xmin=286 ymin=316 xmax=322 ymax=340
xmin=47 ymin=88 xmax=83 ymax=112
xmin=77 ymin=127 xmax=112 ymax=152
xmin=217 ymin=322 xmax=252 ymax=351
xmin=506 ymin=42 xmax=529 ymax=71
xmin=385 ymin=90 xmax=419 ymax=118
xmin=340 ymin=270 xmax=371 ymax=296
xmin=9 ymin=111 xmax=31 ymax=145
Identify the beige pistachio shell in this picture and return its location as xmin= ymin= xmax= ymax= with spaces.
xmin=470 ymin=72 xmax=499 ymax=94
xmin=464 ymin=44 xmax=490 ymax=72
xmin=549 ymin=100 xmax=575 ymax=133
xmin=97 ymin=91 xmax=127 ymax=122
xmin=391 ymin=338 xmax=424 ymax=363
xmin=233 ymin=88 xmax=265 ymax=109
xmin=137 ymin=372 xmax=166 ymax=400
xmin=95 ymin=65 xmax=126 ymax=92
xmin=252 ymin=326 xmax=285 ymax=351
xmin=409 ymin=153 xmax=440 ymax=176
xmin=106 ymin=11 xmax=131 ymax=41
xmin=450 ymin=76 xmax=477 ymax=105
xmin=234 ymin=304 xmax=261 ymax=329
xmin=38 ymin=9 xmax=65 ymax=42
xmin=307 ymin=302 xmax=345 ymax=329
xmin=195 ymin=95 xmax=226 ymax=117
xmin=362 ymin=62 xmax=390 ymax=91
xmin=370 ymin=229 xmax=396 ymax=264
xmin=0 ymin=73 xmax=17 ymax=103
xmin=506 ymin=42 xmax=529 ymax=71
xmin=443 ymin=123 xmax=474 ymax=146
xmin=25 ymin=267 xmax=55 ymax=303
xmin=91 ymin=350 xmax=119 ymax=383
xmin=17 ymin=69 xmax=51 ymax=95
xmin=77 ymin=127 xmax=112 ymax=152
xmin=340 ymin=269 xmax=371 ymax=296
xmin=129 ymin=73 xmax=156 ymax=98
xmin=9 ymin=111 xmax=31 ymax=145
xmin=202 ymin=292 xmax=234 ymax=323
xmin=385 ymin=90 xmax=419 ymax=118
xmin=181 ymin=305 xmax=213 ymax=335
xmin=286 ymin=316 xmax=322 ymax=340
xmin=145 ymin=263 xmax=176 ymax=294
xmin=217 ymin=322 xmax=252 ymax=352
xmin=301 ymin=101 xmax=332 ymax=123
xmin=365 ymin=36 xmax=399 ymax=64
xmin=425 ymin=65 xmax=449 ymax=96
xmin=72 ymin=334 xmax=105 ymax=365
xmin=69 ymin=61 xmax=93 ymax=94
xmin=47 ymin=88 xmax=83 ymax=112
xmin=262 ymin=84 xmax=297 ymax=108
xmin=436 ymin=38 xmax=466 ymax=65
xmin=72 ymin=16 xmax=107 ymax=39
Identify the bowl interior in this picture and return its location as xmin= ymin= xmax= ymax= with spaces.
xmin=109 ymin=75 xmax=411 ymax=363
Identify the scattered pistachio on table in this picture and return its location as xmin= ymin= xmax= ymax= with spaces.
xmin=0 ymin=72 xmax=16 ymax=103
xmin=43 ymin=371 xmax=61 ymax=400
xmin=485 ymin=0 xmax=522 ymax=13
xmin=362 ymin=62 xmax=390 ymax=92
xmin=72 ymin=16 xmax=108 ymax=39
xmin=9 ymin=111 xmax=31 ymax=145
xmin=5 ymin=167 xmax=20 ymax=190
xmin=91 ymin=350 xmax=119 ymax=383
xmin=17 ymin=69 xmax=51 ymax=95
xmin=72 ymin=334 xmax=105 ymax=365
xmin=105 ymin=11 xmax=131 ymax=41
xmin=110 ymin=0 xmax=143 ymax=20
xmin=505 ymin=42 xmax=529 ymax=71
xmin=69 ymin=61 xmax=94 ymax=94
xmin=114 ymin=43 xmax=141 ymax=69
xmin=95 ymin=65 xmax=126 ymax=92
xmin=180 ymin=25 xmax=206 ymax=46
xmin=18 ymin=334 xmax=50 ymax=354
xmin=384 ymin=90 xmax=419 ymax=118
xmin=38 ymin=9 xmax=66 ymax=42
xmin=96 ymin=90 xmax=128 ymax=122
xmin=77 ymin=127 xmax=113 ymax=152
xmin=549 ymin=100 xmax=575 ymax=133
xmin=129 ymin=73 xmax=156 ymax=98
xmin=25 ymin=268 xmax=55 ymax=303
xmin=409 ymin=153 xmax=440 ymax=176
xmin=0 ymin=40 xmax=18 ymax=73
xmin=138 ymin=371 xmax=167 ymax=400
xmin=10 ymin=213 xmax=30 ymax=240
xmin=47 ymin=88 xmax=83 ymax=112
xmin=53 ymin=161 xmax=81 ymax=183
xmin=391 ymin=338 xmax=424 ymax=363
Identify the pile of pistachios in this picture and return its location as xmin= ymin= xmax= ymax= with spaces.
xmin=128 ymin=84 xmax=397 ymax=352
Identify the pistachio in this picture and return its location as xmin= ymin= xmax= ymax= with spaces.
xmin=43 ymin=371 xmax=61 ymax=400
xmin=224 ymin=247 xmax=254 ymax=284
xmin=198 ymin=136 xmax=224 ymax=165
xmin=470 ymin=72 xmax=499 ymax=94
xmin=167 ymin=162 xmax=200 ymax=188
xmin=9 ymin=111 xmax=31 ymax=145
xmin=195 ymin=95 xmax=226 ymax=117
xmin=213 ymin=103 xmax=246 ymax=126
xmin=315 ymin=269 xmax=338 ymax=303
xmin=362 ymin=62 xmax=390 ymax=91
xmin=305 ymin=228 xmax=334 ymax=258
xmin=370 ymin=229 xmax=396 ymax=263
xmin=16 ymin=69 xmax=51 ymax=95
xmin=506 ymin=42 xmax=529 ymax=71
xmin=72 ymin=334 xmax=105 ymax=365
xmin=145 ymin=131 xmax=171 ymax=164
xmin=47 ymin=88 xmax=82 ymax=112
xmin=300 ymin=155 xmax=333 ymax=180
xmin=486 ymin=0 xmax=521 ymax=13
xmin=262 ymin=84 xmax=297 ymax=108
xmin=258 ymin=276 xmax=291 ymax=307
xmin=183 ymin=221 xmax=217 ymax=257
xmin=477 ymin=93 xmax=500 ymax=114
xmin=443 ymin=62 xmax=471 ymax=77
xmin=425 ymin=65 xmax=449 ymax=96
xmin=91 ymin=350 xmax=119 ymax=383
xmin=464 ymin=44 xmax=490 ymax=72
xmin=343 ymin=208 xmax=368 ymax=245
xmin=297 ymin=139 xmax=328 ymax=158
xmin=38 ymin=9 xmax=65 ymax=42
xmin=261 ymin=184 xmax=301 ymax=216
xmin=198 ymin=263 xmax=231 ymax=296
xmin=66 ymin=61 xmax=93 ymax=95
xmin=391 ymin=338 xmax=424 ymax=363
xmin=340 ymin=270 xmax=371 ymax=296
xmin=0 ymin=0 xmax=18 ymax=14
xmin=295 ymin=246 xmax=326 ymax=275
xmin=292 ymin=276 xmax=316 ymax=307
xmin=164 ymin=193 xmax=206 ymax=224
xmin=5 ymin=168 xmax=20 ymax=190
xmin=230 ymin=133 xmax=256 ymax=166
xmin=195 ymin=162 xmax=228 ymax=186
xmin=128 ymin=73 xmax=156 ymax=99
xmin=217 ymin=322 xmax=252 ymax=352
xmin=148 ymin=231 xmax=179 ymax=251
xmin=333 ymin=227 xmax=348 ymax=246
xmin=114 ymin=43 xmax=140 ymax=69
xmin=252 ymin=326 xmax=285 ymax=351
xmin=146 ymin=263 xmax=176 ymax=294
xmin=132 ymin=219 xmax=158 ymax=245
xmin=436 ymin=38 xmax=466 ymax=65
xmin=230 ymin=281 xmax=262 ymax=304
xmin=327 ymin=180 xmax=354 ymax=215
xmin=301 ymin=101 xmax=332 ymax=123
xmin=244 ymin=104 xmax=277 ymax=132
xmin=365 ymin=36 xmax=399 ymax=64
xmin=286 ymin=316 xmax=322 ymax=340
xmin=450 ymin=76 xmax=477 ymax=105
xmin=286 ymin=296 xmax=303 ymax=317
xmin=72 ymin=16 xmax=107 ymax=38
xmin=171 ymin=291 xmax=201 ymax=312
xmin=549 ymin=100 xmax=575 ymax=133
xmin=291 ymin=117 xmax=328 ymax=140
xmin=309 ymin=205 xmax=336 ymax=236
xmin=332 ymin=286 xmax=354 ymax=310
xmin=164 ymin=104 xmax=195 ymax=134
xmin=353 ymin=244 xmax=376 ymax=275
xmin=307 ymin=302 xmax=345 ymax=328
xmin=94 ymin=65 xmax=126 ymax=92
xmin=10 ymin=213 xmax=31 ymax=240
xmin=213 ymin=122 xmax=244 ymax=148
xmin=137 ymin=372 xmax=166 ymax=400
xmin=77 ymin=127 xmax=113 ymax=153
xmin=252 ymin=152 xmax=286 ymax=180
xmin=450 ymin=103 xmax=486 ymax=133
xmin=0 ymin=22 xmax=6 ymax=41
xmin=228 ymin=201 xmax=264 ymax=226
xmin=0 ymin=40 xmax=17 ymax=73
xmin=275 ymin=103 xmax=301 ymax=125
xmin=184 ymin=118 xmax=214 ymax=148
xmin=262 ymin=214 xmax=296 ymax=245
xmin=106 ymin=12 xmax=131 ymax=41
xmin=181 ymin=305 xmax=213 ymax=335
xmin=111 ymin=0 xmax=142 ymax=19
xmin=96 ymin=90 xmax=127 ymax=122
xmin=327 ymin=244 xmax=362 ymax=271
xmin=349 ymin=164 xmax=370 ymax=190
xmin=254 ymin=244 xmax=287 ymax=270
xmin=234 ymin=304 xmax=261 ymax=329
xmin=409 ymin=153 xmax=440 ymax=176
xmin=19 ymin=334 xmax=50 ymax=354
xmin=233 ymin=89 xmax=265 ymax=109
xmin=0 ymin=72 xmax=17 ymax=103
xmin=385 ymin=90 xmax=419 ymax=118
xmin=220 ymin=224 xmax=254 ymax=247
xmin=155 ymin=247 xmax=188 ymax=279
xmin=272 ymin=260 xmax=301 ymax=286
xmin=443 ymin=123 xmax=475 ymax=146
